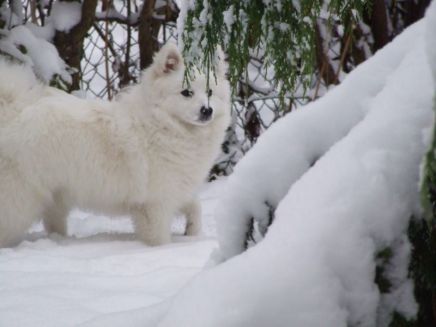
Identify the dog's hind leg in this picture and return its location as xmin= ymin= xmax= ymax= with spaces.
xmin=182 ymin=198 xmax=201 ymax=236
xmin=0 ymin=158 xmax=44 ymax=247
xmin=43 ymin=192 xmax=69 ymax=236
xmin=131 ymin=203 xmax=172 ymax=246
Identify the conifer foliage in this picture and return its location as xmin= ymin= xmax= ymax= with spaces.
xmin=181 ymin=0 xmax=370 ymax=98
xmin=415 ymin=87 xmax=436 ymax=326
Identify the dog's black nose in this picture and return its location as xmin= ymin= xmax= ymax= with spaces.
xmin=200 ymin=106 xmax=213 ymax=119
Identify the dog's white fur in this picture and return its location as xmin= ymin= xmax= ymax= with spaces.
xmin=0 ymin=44 xmax=230 ymax=247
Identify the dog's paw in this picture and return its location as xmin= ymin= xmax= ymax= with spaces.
xmin=185 ymin=221 xmax=201 ymax=236
xmin=140 ymin=233 xmax=171 ymax=246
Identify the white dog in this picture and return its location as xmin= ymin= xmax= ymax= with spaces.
xmin=0 ymin=43 xmax=230 ymax=247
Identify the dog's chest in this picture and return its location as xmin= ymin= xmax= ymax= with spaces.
xmin=145 ymin=129 xmax=218 ymax=197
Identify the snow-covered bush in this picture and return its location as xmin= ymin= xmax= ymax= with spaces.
xmin=0 ymin=3 xmax=71 ymax=87
xmin=213 ymin=18 xmax=431 ymax=261
xmin=128 ymin=5 xmax=434 ymax=327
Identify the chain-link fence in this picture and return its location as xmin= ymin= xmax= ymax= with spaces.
xmin=81 ymin=1 xmax=178 ymax=99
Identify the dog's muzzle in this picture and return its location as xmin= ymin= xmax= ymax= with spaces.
xmin=199 ymin=106 xmax=213 ymax=122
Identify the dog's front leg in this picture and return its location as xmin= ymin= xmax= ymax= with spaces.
xmin=43 ymin=193 xmax=69 ymax=236
xmin=181 ymin=198 xmax=202 ymax=236
xmin=131 ymin=203 xmax=172 ymax=246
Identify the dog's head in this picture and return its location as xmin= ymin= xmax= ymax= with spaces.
xmin=147 ymin=43 xmax=230 ymax=127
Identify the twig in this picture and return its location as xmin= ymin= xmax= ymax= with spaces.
xmin=92 ymin=22 xmax=118 ymax=58
xmin=336 ymin=28 xmax=353 ymax=78
xmin=103 ymin=1 xmax=112 ymax=100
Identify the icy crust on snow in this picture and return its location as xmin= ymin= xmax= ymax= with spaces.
xmin=152 ymin=20 xmax=434 ymax=327
xmin=214 ymin=20 xmax=429 ymax=261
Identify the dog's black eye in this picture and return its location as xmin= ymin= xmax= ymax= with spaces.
xmin=207 ymin=89 xmax=212 ymax=97
xmin=181 ymin=89 xmax=193 ymax=97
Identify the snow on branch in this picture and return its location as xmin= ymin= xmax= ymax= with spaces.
xmin=214 ymin=18 xmax=428 ymax=262
xmin=50 ymin=1 xmax=82 ymax=33
xmin=95 ymin=9 xmax=139 ymax=26
xmin=0 ymin=17 xmax=71 ymax=85
xmin=95 ymin=0 xmax=178 ymax=26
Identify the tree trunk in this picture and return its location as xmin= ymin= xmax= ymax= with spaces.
xmin=402 ymin=0 xmax=432 ymax=28
xmin=53 ymin=0 xmax=98 ymax=92
xmin=138 ymin=0 xmax=160 ymax=70
xmin=138 ymin=0 xmax=179 ymax=70
xmin=314 ymin=22 xmax=338 ymax=86
xmin=365 ymin=0 xmax=389 ymax=53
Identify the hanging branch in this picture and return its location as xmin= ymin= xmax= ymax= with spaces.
xmin=91 ymin=22 xmax=118 ymax=58
xmin=314 ymin=20 xmax=339 ymax=87
xmin=103 ymin=0 xmax=112 ymax=100
xmin=29 ymin=0 xmax=37 ymax=23
xmin=119 ymin=0 xmax=133 ymax=87
xmin=95 ymin=9 xmax=139 ymax=26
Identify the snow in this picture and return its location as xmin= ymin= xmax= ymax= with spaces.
xmin=215 ymin=18 xmax=429 ymax=261
xmin=223 ymin=5 xmax=235 ymax=30
xmin=10 ymin=0 xmax=24 ymax=23
xmin=24 ymin=22 xmax=55 ymax=41
xmin=95 ymin=9 xmax=129 ymax=23
xmin=176 ymin=0 xmax=195 ymax=49
xmin=49 ymin=1 xmax=82 ymax=32
xmin=0 ymin=5 xmax=23 ymax=28
xmin=0 ymin=180 xmax=225 ymax=327
xmin=0 ymin=25 xmax=71 ymax=84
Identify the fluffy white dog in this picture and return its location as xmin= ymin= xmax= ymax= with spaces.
xmin=0 ymin=43 xmax=230 ymax=247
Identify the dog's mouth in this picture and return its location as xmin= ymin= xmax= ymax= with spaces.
xmin=192 ymin=116 xmax=213 ymax=126
xmin=198 ymin=115 xmax=212 ymax=123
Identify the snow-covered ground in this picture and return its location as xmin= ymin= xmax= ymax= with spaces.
xmin=0 ymin=179 xmax=226 ymax=327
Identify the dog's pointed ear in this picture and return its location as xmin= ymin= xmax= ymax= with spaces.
xmin=215 ymin=46 xmax=228 ymax=78
xmin=152 ymin=43 xmax=183 ymax=78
